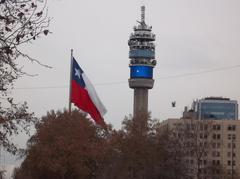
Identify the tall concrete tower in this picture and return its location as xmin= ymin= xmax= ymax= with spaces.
xmin=128 ymin=6 xmax=156 ymax=117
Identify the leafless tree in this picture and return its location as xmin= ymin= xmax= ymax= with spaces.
xmin=0 ymin=0 xmax=50 ymax=154
xmin=0 ymin=169 xmax=6 ymax=179
xmin=0 ymin=0 xmax=50 ymax=90
xmin=172 ymin=119 xmax=220 ymax=179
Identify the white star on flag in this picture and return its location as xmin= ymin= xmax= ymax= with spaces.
xmin=75 ymin=68 xmax=81 ymax=79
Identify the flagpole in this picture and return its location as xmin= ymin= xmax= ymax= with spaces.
xmin=69 ymin=49 xmax=73 ymax=113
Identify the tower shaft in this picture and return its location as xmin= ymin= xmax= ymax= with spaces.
xmin=134 ymin=88 xmax=148 ymax=116
xmin=129 ymin=78 xmax=154 ymax=117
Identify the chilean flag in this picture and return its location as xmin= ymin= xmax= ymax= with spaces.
xmin=70 ymin=57 xmax=107 ymax=124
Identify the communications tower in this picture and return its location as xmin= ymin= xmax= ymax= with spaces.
xmin=128 ymin=6 xmax=156 ymax=117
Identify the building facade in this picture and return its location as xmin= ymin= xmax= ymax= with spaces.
xmin=160 ymin=98 xmax=240 ymax=179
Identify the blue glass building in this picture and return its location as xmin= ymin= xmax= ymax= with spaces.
xmin=197 ymin=97 xmax=238 ymax=120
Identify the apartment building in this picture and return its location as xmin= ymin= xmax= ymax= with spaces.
xmin=160 ymin=97 xmax=240 ymax=179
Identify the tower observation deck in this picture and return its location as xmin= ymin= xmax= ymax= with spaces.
xmin=128 ymin=6 xmax=157 ymax=117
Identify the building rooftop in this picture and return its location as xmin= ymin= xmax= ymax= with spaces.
xmin=203 ymin=97 xmax=230 ymax=101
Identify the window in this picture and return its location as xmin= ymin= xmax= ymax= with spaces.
xmin=213 ymin=125 xmax=216 ymax=130
xmin=228 ymin=160 xmax=231 ymax=166
xmin=217 ymin=134 xmax=221 ymax=139
xmin=228 ymin=143 xmax=236 ymax=148
xmin=228 ymin=152 xmax=236 ymax=158
xmin=232 ymin=134 xmax=236 ymax=140
xmin=228 ymin=134 xmax=236 ymax=140
xmin=217 ymin=143 xmax=221 ymax=148
xmin=232 ymin=125 xmax=236 ymax=131
xmin=212 ymin=151 xmax=220 ymax=158
xmin=213 ymin=124 xmax=221 ymax=130
xmin=228 ymin=125 xmax=236 ymax=131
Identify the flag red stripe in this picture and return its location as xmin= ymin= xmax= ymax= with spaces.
xmin=71 ymin=80 xmax=102 ymax=123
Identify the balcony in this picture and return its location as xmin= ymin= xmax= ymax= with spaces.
xmin=129 ymin=49 xmax=155 ymax=59
xmin=129 ymin=32 xmax=155 ymax=41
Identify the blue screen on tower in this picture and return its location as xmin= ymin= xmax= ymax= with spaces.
xmin=130 ymin=66 xmax=153 ymax=79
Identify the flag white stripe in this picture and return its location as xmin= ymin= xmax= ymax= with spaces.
xmin=82 ymin=73 xmax=107 ymax=117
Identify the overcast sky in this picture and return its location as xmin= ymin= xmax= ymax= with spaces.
xmin=11 ymin=0 xmax=240 ymax=130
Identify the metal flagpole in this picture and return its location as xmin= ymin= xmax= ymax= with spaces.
xmin=69 ymin=49 xmax=73 ymax=113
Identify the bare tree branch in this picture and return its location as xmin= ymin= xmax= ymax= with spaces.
xmin=0 ymin=0 xmax=50 ymax=154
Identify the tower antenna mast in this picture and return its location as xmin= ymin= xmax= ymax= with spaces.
xmin=141 ymin=5 xmax=145 ymax=23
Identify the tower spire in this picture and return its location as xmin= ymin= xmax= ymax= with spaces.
xmin=141 ymin=5 xmax=145 ymax=24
